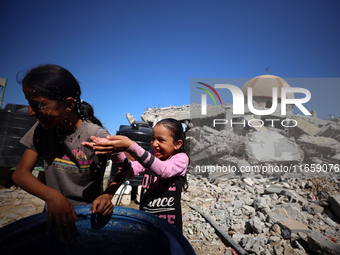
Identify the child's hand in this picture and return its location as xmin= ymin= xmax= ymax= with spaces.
xmin=82 ymin=136 xmax=107 ymax=148
xmin=82 ymin=136 xmax=114 ymax=155
xmin=45 ymin=192 xmax=78 ymax=240
xmin=91 ymin=194 xmax=114 ymax=216
xmin=106 ymin=135 xmax=133 ymax=151
xmin=84 ymin=135 xmax=133 ymax=155
xmin=82 ymin=135 xmax=132 ymax=154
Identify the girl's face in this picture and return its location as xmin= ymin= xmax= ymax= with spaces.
xmin=23 ymin=86 xmax=69 ymax=130
xmin=151 ymin=124 xmax=183 ymax=161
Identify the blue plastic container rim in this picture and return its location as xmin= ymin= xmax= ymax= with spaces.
xmin=0 ymin=205 xmax=195 ymax=255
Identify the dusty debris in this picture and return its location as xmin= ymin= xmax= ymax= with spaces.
xmin=246 ymin=131 xmax=302 ymax=165
xmin=140 ymin=104 xmax=339 ymax=254
xmin=308 ymin=230 xmax=340 ymax=255
xmin=328 ymin=195 xmax=340 ymax=220
xmin=182 ymin=174 xmax=340 ymax=255
xmin=295 ymin=117 xmax=320 ymax=136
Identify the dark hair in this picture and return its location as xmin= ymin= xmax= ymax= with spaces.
xmin=155 ymin=118 xmax=189 ymax=191
xmin=17 ymin=64 xmax=103 ymax=127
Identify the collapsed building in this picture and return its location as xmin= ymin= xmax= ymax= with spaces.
xmin=140 ymin=75 xmax=340 ymax=180
xmin=128 ymin=74 xmax=340 ymax=254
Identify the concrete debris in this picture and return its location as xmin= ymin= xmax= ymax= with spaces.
xmin=142 ymin=104 xmax=339 ymax=181
xmin=295 ymin=117 xmax=320 ymax=136
xmin=126 ymin=112 xmax=136 ymax=124
xmin=280 ymin=189 xmax=309 ymax=206
xmin=139 ymin=104 xmax=340 ymax=254
xmin=328 ymin=196 xmax=340 ymax=220
xmin=318 ymin=122 xmax=340 ymax=142
xmin=188 ymin=204 xmax=249 ymax=255
xmin=141 ymin=105 xmax=191 ymax=126
xmin=268 ymin=213 xmax=310 ymax=234
xmin=246 ymin=131 xmax=303 ymax=165
xmin=297 ymin=135 xmax=340 ymax=158
xmin=182 ymin=174 xmax=340 ymax=255
xmin=308 ymin=230 xmax=340 ymax=255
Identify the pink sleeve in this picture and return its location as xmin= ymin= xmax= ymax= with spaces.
xmin=126 ymin=142 xmax=188 ymax=178
xmin=109 ymin=151 xmax=146 ymax=178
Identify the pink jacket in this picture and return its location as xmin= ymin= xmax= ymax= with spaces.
xmin=111 ymin=142 xmax=188 ymax=178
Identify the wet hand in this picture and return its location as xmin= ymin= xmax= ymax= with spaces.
xmin=82 ymin=136 xmax=115 ymax=155
xmin=105 ymin=135 xmax=133 ymax=151
xmin=83 ymin=136 xmax=133 ymax=155
xmin=45 ymin=195 xmax=78 ymax=240
xmin=81 ymin=136 xmax=104 ymax=149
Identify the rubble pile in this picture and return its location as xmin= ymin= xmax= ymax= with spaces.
xmin=188 ymin=116 xmax=340 ymax=168
xmin=182 ymin=174 xmax=340 ymax=255
xmin=142 ymin=104 xmax=340 ymax=254
xmin=141 ymin=105 xmax=191 ymax=126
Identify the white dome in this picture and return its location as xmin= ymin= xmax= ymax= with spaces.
xmin=241 ymin=75 xmax=294 ymax=99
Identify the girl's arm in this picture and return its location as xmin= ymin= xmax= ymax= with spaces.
xmin=82 ymin=136 xmax=145 ymax=177
xmin=12 ymin=149 xmax=77 ymax=239
xmin=126 ymin=142 xmax=188 ymax=178
xmin=84 ymin=136 xmax=188 ymax=178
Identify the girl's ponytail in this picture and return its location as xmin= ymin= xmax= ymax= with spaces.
xmin=76 ymin=100 xmax=103 ymax=127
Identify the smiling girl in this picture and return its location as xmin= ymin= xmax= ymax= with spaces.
xmin=83 ymin=118 xmax=189 ymax=232
xmin=12 ymin=64 xmax=110 ymax=238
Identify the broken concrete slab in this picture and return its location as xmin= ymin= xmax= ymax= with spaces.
xmin=201 ymin=125 xmax=220 ymax=135
xmin=141 ymin=105 xmax=191 ymax=125
xmin=272 ymin=207 xmax=289 ymax=218
xmin=126 ymin=112 xmax=136 ymax=124
xmin=332 ymin=153 xmax=340 ymax=161
xmin=297 ymin=135 xmax=340 ymax=156
xmin=245 ymin=131 xmax=303 ymax=164
xmin=268 ymin=213 xmax=311 ymax=234
xmin=308 ymin=230 xmax=340 ymax=255
xmin=253 ymin=197 xmax=269 ymax=211
xmin=242 ymin=205 xmax=256 ymax=217
xmin=302 ymin=203 xmax=324 ymax=215
xmin=318 ymin=122 xmax=340 ymax=142
xmin=280 ymin=204 xmax=301 ymax=219
xmin=190 ymin=144 xmax=232 ymax=162
xmin=280 ymin=189 xmax=309 ymax=206
xmin=249 ymin=216 xmax=265 ymax=233
xmin=264 ymin=186 xmax=285 ymax=194
xmin=324 ymin=217 xmax=338 ymax=228
xmin=328 ymin=195 xmax=340 ymax=220
xmin=295 ymin=117 xmax=320 ymax=136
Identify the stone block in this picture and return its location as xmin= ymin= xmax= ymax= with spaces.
xmin=268 ymin=213 xmax=310 ymax=234
xmin=295 ymin=117 xmax=320 ymax=136
xmin=328 ymin=195 xmax=340 ymax=220
xmin=246 ymin=131 xmax=302 ymax=164
xmin=297 ymin=135 xmax=340 ymax=156
xmin=280 ymin=189 xmax=308 ymax=205
xmin=308 ymin=230 xmax=340 ymax=255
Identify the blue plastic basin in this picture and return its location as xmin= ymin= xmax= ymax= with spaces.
xmin=0 ymin=206 xmax=195 ymax=255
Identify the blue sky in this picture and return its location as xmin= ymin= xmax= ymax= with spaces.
xmin=1 ymin=0 xmax=339 ymax=134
